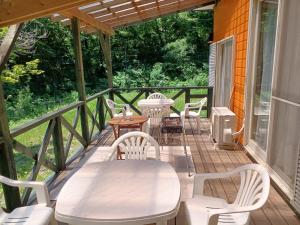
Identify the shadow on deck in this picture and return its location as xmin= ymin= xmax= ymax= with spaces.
xmin=50 ymin=118 xmax=300 ymax=225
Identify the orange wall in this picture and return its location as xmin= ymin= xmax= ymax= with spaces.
xmin=213 ymin=0 xmax=249 ymax=131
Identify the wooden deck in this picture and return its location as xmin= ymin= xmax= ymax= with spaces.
xmin=52 ymin=118 xmax=300 ymax=225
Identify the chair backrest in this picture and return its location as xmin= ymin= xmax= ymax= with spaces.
xmin=106 ymin=99 xmax=117 ymax=116
xmin=147 ymin=92 xmax=167 ymax=100
xmin=142 ymin=107 xmax=169 ymax=126
xmin=233 ymin=164 xmax=270 ymax=210
xmin=110 ymin=131 xmax=160 ymax=160
xmin=196 ymin=97 xmax=207 ymax=115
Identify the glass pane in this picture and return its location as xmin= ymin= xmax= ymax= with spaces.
xmin=269 ymin=100 xmax=300 ymax=187
xmin=250 ymin=1 xmax=278 ymax=150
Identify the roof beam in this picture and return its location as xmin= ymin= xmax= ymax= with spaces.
xmin=0 ymin=0 xmax=101 ymax=27
xmin=107 ymin=0 xmax=213 ymax=27
xmin=61 ymin=8 xmax=114 ymax=34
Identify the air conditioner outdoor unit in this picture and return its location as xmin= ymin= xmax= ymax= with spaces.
xmin=211 ymin=107 xmax=236 ymax=146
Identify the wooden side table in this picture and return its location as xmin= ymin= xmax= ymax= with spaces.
xmin=161 ymin=116 xmax=192 ymax=176
xmin=108 ymin=116 xmax=148 ymax=159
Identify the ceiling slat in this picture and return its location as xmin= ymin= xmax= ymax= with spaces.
xmin=61 ymin=8 xmax=114 ymax=34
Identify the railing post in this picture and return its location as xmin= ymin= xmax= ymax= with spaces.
xmin=145 ymin=89 xmax=149 ymax=98
xmin=207 ymin=87 xmax=214 ymax=118
xmin=52 ymin=116 xmax=65 ymax=171
xmin=185 ymin=88 xmax=190 ymax=104
xmin=71 ymin=17 xmax=89 ymax=144
xmin=98 ymin=96 xmax=105 ymax=131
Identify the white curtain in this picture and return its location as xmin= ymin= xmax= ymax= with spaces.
xmin=216 ymin=40 xmax=233 ymax=107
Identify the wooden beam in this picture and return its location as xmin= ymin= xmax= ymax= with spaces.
xmin=71 ymin=17 xmax=90 ymax=143
xmin=61 ymin=8 xmax=114 ymax=35
xmin=107 ymin=0 xmax=213 ymax=27
xmin=0 ymin=0 xmax=102 ymax=27
xmin=98 ymin=31 xmax=113 ymax=88
xmin=0 ymin=24 xmax=23 ymax=211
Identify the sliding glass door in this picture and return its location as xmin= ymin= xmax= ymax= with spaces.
xmin=267 ymin=0 xmax=300 ymax=191
xmin=247 ymin=0 xmax=300 ymax=197
xmin=249 ymin=0 xmax=278 ymax=156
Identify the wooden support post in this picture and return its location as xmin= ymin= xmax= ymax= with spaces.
xmin=0 ymin=24 xmax=23 ymax=211
xmin=98 ymin=31 xmax=113 ymax=88
xmin=71 ymin=17 xmax=89 ymax=144
xmin=98 ymin=96 xmax=105 ymax=131
xmin=109 ymin=89 xmax=114 ymax=101
xmin=207 ymin=87 xmax=213 ymax=118
xmin=0 ymin=82 xmax=21 ymax=210
xmin=52 ymin=116 xmax=65 ymax=171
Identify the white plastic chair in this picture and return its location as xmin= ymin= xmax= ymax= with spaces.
xmin=142 ymin=106 xmax=169 ymax=135
xmin=147 ymin=92 xmax=167 ymax=100
xmin=0 ymin=176 xmax=57 ymax=225
xmin=181 ymin=97 xmax=207 ymax=133
xmin=184 ymin=164 xmax=270 ymax=225
xmin=109 ymin=131 xmax=160 ymax=160
xmin=223 ymin=119 xmax=245 ymax=149
xmin=106 ymin=99 xmax=133 ymax=118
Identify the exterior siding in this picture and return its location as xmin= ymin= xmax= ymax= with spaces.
xmin=213 ymin=0 xmax=249 ymax=131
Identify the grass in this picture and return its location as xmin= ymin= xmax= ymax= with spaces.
xmin=0 ymin=89 xmax=208 ymax=207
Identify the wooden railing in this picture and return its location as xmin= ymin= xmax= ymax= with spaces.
xmin=111 ymin=86 xmax=213 ymax=117
xmin=8 ymin=89 xmax=111 ymax=205
xmin=1 ymin=86 xmax=213 ymax=207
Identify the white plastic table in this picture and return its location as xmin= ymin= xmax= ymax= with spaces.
xmin=138 ymin=99 xmax=174 ymax=112
xmin=55 ymin=160 xmax=181 ymax=225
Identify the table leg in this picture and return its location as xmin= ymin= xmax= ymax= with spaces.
xmin=182 ymin=130 xmax=191 ymax=177
xmin=112 ymin=125 xmax=118 ymax=140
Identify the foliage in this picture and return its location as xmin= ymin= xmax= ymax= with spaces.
xmin=1 ymin=10 xmax=212 ymax=124
xmin=1 ymin=59 xmax=43 ymax=84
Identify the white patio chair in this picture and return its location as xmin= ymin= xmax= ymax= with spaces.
xmin=223 ymin=119 xmax=245 ymax=150
xmin=147 ymin=92 xmax=167 ymax=100
xmin=184 ymin=164 xmax=270 ymax=225
xmin=180 ymin=97 xmax=207 ymax=133
xmin=109 ymin=131 xmax=160 ymax=160
xmin=106 ymin=99 xmax=133 ymax=118
xmin=142 ymin=106 xmax=169 ymax=137
xmin=0 ymin=175 xmax=57 ymax=225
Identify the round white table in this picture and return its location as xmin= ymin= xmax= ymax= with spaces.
xmin=55 ymin=160 xmax=181 ymax=225
xmin=138 ymin=99 xmax=174 ymax=112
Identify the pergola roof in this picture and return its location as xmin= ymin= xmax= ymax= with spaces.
xmin=0 ymin=0 xmax=214 ymax=35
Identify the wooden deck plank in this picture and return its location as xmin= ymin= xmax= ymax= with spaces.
xmin=54 ymin=118 xmax=300 ymax=225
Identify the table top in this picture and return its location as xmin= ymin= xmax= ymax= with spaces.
xmin=161 ymin=117 xmax=183 ymax=133
xmin=55 ymin=160 xmax=181 ymax=225
xmin=108 ymin=115 xmax=148 ymax=126
xmin=212 ymin=107 xmax=236 ymax=116
xmin=137 ymin=98 xmax=174 ymax=107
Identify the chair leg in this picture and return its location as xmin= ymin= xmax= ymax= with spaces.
xmin=196 ymin=117 xmax=201 ymax=134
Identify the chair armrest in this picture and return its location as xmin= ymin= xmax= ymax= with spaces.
xmin=208 ymin=204 xmax=256 ymax=216
xmin=193 ymin=171 xmax=239 ymax=196
xmin=114 ymin=103 xmax=131 ymax=112
xmin=0 ymin=176 xmax=51 ymax=206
